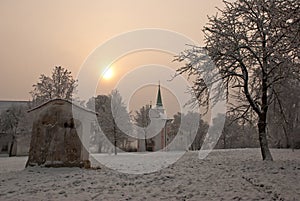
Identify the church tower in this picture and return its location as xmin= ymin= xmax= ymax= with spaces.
xmin=137 ymin=83 xmax=169 ymax=152
xmin=154 ymin=83 xmax=166 ymax=116
xmin=156 ymin=83 xmax=163 ymax=108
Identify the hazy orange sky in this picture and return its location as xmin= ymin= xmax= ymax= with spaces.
xmin=0 ymin=0 xmax=225 ymax=115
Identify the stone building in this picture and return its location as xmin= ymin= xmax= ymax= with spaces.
xmin=26 ymin=99 xmax=96 ymax=168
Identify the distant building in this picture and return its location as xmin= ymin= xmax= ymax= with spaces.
xmin=137 ymin=84 xmax=172 ymax=152
xmin=0 ymin=100 xmax=29 ymax=114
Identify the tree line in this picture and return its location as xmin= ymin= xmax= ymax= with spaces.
xmin=1 ymin=58 xmax=299 ymax=157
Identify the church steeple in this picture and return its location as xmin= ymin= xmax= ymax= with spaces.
xmin=156 ymin=82 xmax=163 ymax=108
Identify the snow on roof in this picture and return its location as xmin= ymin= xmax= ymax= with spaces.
xmin=27 ymin=98 xmax=97 ymax=115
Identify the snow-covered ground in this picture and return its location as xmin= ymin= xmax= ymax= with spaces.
xmin=0 ymin=149 xmax=299 ymax=200
xmin=90 ymin=151 xmax=186 ymax=174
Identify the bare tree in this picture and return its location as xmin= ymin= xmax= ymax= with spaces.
xmin=174 ymin=0 xmax=299 ymax=160
xmin=30 ymin=66 xmax=77 ymax=106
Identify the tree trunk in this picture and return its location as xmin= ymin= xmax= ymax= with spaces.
xmin=114 ymin=135 xmax=117 ymax=155
xmin=98 ymin=143 xmax=102 ymax=153
xmin=259 ymin=55 xmax=273 ymax=161
xmin=9 ymin=140 xmax=14 ymax=157
xmin=258 ymin=117 xmax=273 ymax=161
xmin=113 ymin=122 xmax=117 ymax=155
xmin=282 ymin=124 xmax=291 ymax=148
xmin=144 ymin=130 xmax=147 ymax=152
xmin=223 ymin=131 xmax=226 ymax=149
xmin=9 ymin=134 xmax=15 ymax=157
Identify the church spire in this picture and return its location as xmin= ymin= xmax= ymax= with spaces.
xmin=156 ymin=82 xmax=163 ymax=108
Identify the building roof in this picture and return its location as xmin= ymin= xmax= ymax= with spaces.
xmin=156 ymin=83 xmax=163 ymax=108
xmin=27 ymin=98 xmax=97 ymax=115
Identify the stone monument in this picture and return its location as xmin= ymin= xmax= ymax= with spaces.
xmin=26 ymin=99 xmax=96 ymax=168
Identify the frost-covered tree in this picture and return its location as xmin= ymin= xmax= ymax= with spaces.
xmin=215 ymin=114 xmax=258 ymax=149
xmin=167 ymin=112 xmax=181 ymax=144
xmin=0 ymin=105 xmax=30 ymax=156
xmin=87 ymin=95 xmax=112 ymax=153
xmin=87 ymin=90 xmax=132 ymax=155
xmin=167 ymin=112 xmax=208 ymax=150
xmin=268 ymin=77 xmax=300 ymax=149
xmin=134 ymin=104 xmax=151 ymax=150
xmin=175 ymin=0 xmax=300 ymax=160
xmin=0 ymin=107 xmax=21 ymax=134
xmin=110 ymin=90 xmax=133 ymax=154
xmin=30 ymin=66 xmax=77 ymax=106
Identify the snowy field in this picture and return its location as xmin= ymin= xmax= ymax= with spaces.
xmin=0 ymin=149 xmax=299 ymax=200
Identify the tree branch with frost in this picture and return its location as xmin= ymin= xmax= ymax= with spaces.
xmin=174 ymin=0 xmax=300 ymax=161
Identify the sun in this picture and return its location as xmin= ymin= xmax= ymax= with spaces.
xmin=103 ymin=67 xmax=113 ymax=80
